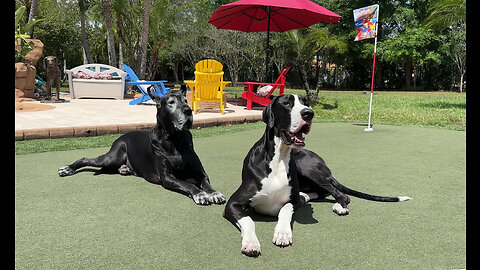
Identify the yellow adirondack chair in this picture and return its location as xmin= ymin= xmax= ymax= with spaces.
xmin=184 ymin=59 xmax=231 ymax=114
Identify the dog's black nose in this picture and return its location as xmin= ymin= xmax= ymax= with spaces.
xmin=183 ymin=106 xmax=192 ymax=116
xmin=301 ymin=108 xmax=314 ymax=122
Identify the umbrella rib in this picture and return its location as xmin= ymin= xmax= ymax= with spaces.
xmin=246 ymin=6 xmax=265 ymax=31
xmin=269 ymin=8 xmax=309 ymax=31
xmin=241 ymin=5 xmax=268 ymax=21
xmin=210 ymin=6 xmax=268 ymax=30
xmin=208 ymin=5 xmax=250 ymax=25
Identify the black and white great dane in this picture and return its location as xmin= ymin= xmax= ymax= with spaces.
xmin=224 ymin=94 xmax=410 ymax=257
xmin=58 ymin=85 xmax=226 ymax=205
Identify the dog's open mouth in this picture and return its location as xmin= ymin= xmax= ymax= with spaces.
xmin=175 ymin=117 xmax=193 ymax=131
xmin=281 ymin=121 xmax=311 ymax=147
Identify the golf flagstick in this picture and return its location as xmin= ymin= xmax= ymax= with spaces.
xmin=365 ymin=27 xmax=377 ymax=132
xmin=353 ymin=4 xmax=380 ymax=131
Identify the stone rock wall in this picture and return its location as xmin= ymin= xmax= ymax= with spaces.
xmin=15 ymin=62 xmax=36 ymax=99
xmin=15 ymin=38 xmax=44 ymax=66
xmin=14 ymin=38 xmax=44 ymax=99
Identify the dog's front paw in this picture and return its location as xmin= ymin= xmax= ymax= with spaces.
xmin=333 ymin=202 xmax=349 ymax=215
xmin=241 ymin=234 xmax=261 ymax=257
xmin=208 ymin=191 xmax=226 ymax=204
xmin=58 ymin=165 xmax=74 ymax=177
xmin=192 ymin=191 xmax=211 ymax=205
xmin=273 ymin=226 xmax=293 ymax=247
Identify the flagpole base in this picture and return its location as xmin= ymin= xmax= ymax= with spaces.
xmin=364 ymin=127 xmax=373 ymax=132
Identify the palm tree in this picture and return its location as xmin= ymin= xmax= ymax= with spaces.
xmin=424 ymin=0 xmax=466 ymax=92
xmin=27 ymin=0 xmax=39 ymax=37
xmin=424 ymin=0 xmax=466 ymax=29
xmin=103 ymin=0 xmax=117 ymax=67
xmin=309 ymin=27 xmax=347 ymax=96
xmin=285 ymin=30 xmax=312 ymax=97
xmin=111 ymin=0 xmax=129 ymax=68
xmin=78 ymin=0 xmax=93 ymax=64
xmin=136 ymin=0 xmax=150 ymax=79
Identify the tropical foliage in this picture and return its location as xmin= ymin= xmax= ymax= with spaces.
xmin=15 ymin=0 xmax=466 ymax=94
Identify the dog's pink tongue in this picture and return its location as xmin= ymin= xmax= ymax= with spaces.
xmin=293 ymin=132 xmax=305 ymax=143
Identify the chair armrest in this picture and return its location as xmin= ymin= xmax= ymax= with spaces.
xmin=129 ymin=80 xmax=167 ymax=85
xmin=184 ymin=80 xmax=196 ymax=89
xmin=244 ymin=82 xmax=284 ymax=86
xmin=219 ymin=81 xmax=231 ymax=91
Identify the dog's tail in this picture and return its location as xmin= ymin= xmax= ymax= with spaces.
xmin=331 ymin=177 xmax=411 ymax=202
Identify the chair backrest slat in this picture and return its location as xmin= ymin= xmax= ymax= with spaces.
xmin=121 ymin=64 xmax=140 ymax=82
xmin=264 ymin=66 xmax=291 ymax=98
xmin=195 ymin=59 xmax=223 ymax=73
xmin=194 ymin=60 xmax=224 ymax=100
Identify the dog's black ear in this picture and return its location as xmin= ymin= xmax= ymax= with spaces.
xmin=263 ymin=96 xmax=277 ymax=128
xmin=147 ymin=86 xmax=162 ymax=107
xmin=180 ymin=84 xmax=187 ymax=97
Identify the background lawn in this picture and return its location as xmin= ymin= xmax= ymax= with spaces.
xmin=224 ymin=88 xmax=466 ymax=131
xmin=15 ymin=123 xmax=466 ymax=269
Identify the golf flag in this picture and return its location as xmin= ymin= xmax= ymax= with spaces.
xmin=353 ymin=4 xmax=379 ymax=41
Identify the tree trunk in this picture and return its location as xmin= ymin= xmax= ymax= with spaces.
xmin=459 ymin=72 xmax=464 ymax=93
xmin=405 ymin=57 xmax=412 ymax=89
xmin=103 ymin=0 xmax=117 ymax=67
xmin=172 ymin=61 xmax=179 ymax=83
xmin=79 ymin=0 xmax=93 ymax=64
xmin=376 ymin=61 xmax=383 ymax=89
xmin=454 ymin=52 xmax=465 ymax=93
xmin=228 ymin=67 xmax=239 ymax=87
xmin=179 ymin=61 xmax=184 ymax=83
xmin=136 ymin=0 xmax=150 ymax=79
xmin=27 ymin=0 xmax=39 ymax=37
xmin=146 ymin=45 xmax=159 ymax=81
xmin=314 ymin=64 xmax=322 ymax=96
xmin=413 ymin=64 xmax=417 ymax=89
xmin=118 ymin=42 xmax=123 ymax=68
xmin=298 ymin=62 xmax=311 ymax=97
xmin=314 ymin=54 xmax=321 ymax=93
xmin=25 ymin=0 xmax=31 ymax=24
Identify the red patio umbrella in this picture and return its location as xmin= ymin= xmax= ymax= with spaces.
xmin=208 ymin=0 xmax=341 ymax=80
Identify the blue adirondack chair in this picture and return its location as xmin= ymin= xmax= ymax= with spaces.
xmin=122 ymin=64 xmax=171 ymax=105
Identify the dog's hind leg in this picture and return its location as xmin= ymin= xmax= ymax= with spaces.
xmin=58 ymin=141 xmax=127 ymax=177
xmin=59 ymin=153 xmax=126 ymax=177
xmin=294 ymin=150 xmax=350 ymax=215
xmin=308 ymin=176 xmax=350 ymax=216
xmin=298 ymin=172 xmax=350 ymax=215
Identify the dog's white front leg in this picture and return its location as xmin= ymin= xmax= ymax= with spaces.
xmin=273 ymin=203 xmax=293 ymax=247
xmin=237 ymin=216 xmax=261 ymax=257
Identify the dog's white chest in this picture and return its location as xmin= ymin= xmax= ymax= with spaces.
xmin=251 ymin=138 xmax=292 ymax=216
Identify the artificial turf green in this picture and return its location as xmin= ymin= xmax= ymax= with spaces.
xmin=15 ymin=123 xmax=466 ymax=269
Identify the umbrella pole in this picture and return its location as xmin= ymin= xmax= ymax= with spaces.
xmin=264 ymin=6 xmax=271 ymax=82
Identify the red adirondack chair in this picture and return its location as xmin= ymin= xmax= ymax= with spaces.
xmin=241 ymin=66 xmax=291 ymax=110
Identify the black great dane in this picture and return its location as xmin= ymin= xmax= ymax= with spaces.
xmin=223 ymin=94 xmax=410 ymax=257
xmin=58 ymin=85 xmax=226 ymax=205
